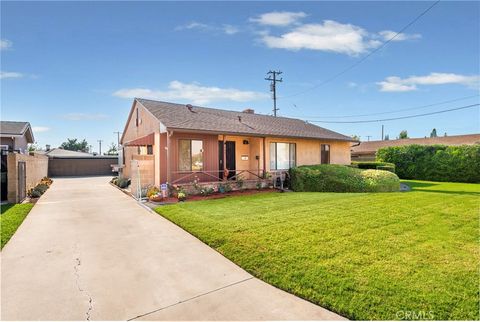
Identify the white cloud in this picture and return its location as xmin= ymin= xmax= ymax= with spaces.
xmin=0 ymin=39 xmax=12 ymax=50
xmin=260 ymin=20 xmax=380 ymax=56
xmin=377 ymin=73 xmax=480 ymax=92
xmin=62 ymin=113 xmax=108 ymax=121
xmin=0 ymin=71 xmax=23 ymax=79
xmin=175 ymin=21 xmax=240 ymax=35
xmin=223 ymin=24 xmax=240 ymax=35
xmin=250 ymin=11 xmax=307 ymax=26
xmin=379 ymin=30 xmax=421 ymax=41
xmin=32 ymin=126 xmax=50 ymax=133
xmin=113 ymin=81 xmax=269 ymax=105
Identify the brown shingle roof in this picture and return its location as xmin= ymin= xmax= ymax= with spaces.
xmin=351 ymin=134 xmax=480 ymax=154
xmin=137 ymin=99 xmax=354 ymax=141
xmin=0 ymin=121 xmax=30 ymax=135
xmin=0 ymin=121 xmax=34 ymax=143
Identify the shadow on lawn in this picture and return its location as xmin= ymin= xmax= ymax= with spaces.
xmin=0 ymin=204 xmax=15 ymax=214
xmin=403 ymin=182 xmax=480 ymax=196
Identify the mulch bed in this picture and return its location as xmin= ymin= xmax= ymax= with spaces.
xmin=149 ymin=188 xmax=279 ymax=205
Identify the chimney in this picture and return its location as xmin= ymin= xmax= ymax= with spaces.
xmin=242 ymin=108 xmax=254 ymax=114
xmin=46 ymin=144 xmax=51 ymax=151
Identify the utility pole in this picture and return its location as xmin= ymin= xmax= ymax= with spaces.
xmin=265 ymin=70 xmax=283 ymax=117
xmin=381 ymin=124 xmax=384 ymax=140
xmin=366 ymin=135 xmax=371 ymax=142
xmin=97 ymin=140 xmax=103 ymax=155
xmin=113 ymin=131 xmax=122 ymax=147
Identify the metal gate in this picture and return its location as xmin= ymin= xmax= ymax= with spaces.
xmin=17 ymin=161 xmax=26 ymax=202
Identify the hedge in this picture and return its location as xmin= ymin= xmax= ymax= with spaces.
xmin=351 ymin=161 xmax=396 ymax=173
xmin=376 ymin=144 xmax=480 ymax=183
xmin=289 ymin=164 xmax=400 ymax=193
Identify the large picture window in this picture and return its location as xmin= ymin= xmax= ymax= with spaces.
xmin=179 ymin=139 xmax=203 ymax=171
xmin=321 ymin=144 xmax=330 ymax=164
xmin=270 ymin=142 xmax=296 ymax=170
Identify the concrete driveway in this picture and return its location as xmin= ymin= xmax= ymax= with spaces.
xmin=1 ymin=176 xmax=345 ymax=321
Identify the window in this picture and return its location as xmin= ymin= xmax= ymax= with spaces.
xmin=137 ymin=145 xmax=153 ymax=155
xmin=270 ymin=142 xmax=296 ymax=170
xmin=179 ymin=139 xmax=203 ymax=171
xmin=321 ymin=144 xmax=330 ymax=164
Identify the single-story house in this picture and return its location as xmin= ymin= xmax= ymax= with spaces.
xmin=351 ymin=134 xmax=480 ymax=161
xmin=0 ymin=121 xmax=35 ymax=154
xmin=120 ymin=98 xmax=356 ymax=189
xmin=0 ymin=121 xmax=48 ymax=203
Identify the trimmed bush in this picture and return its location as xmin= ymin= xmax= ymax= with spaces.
xmin=377 ymin=144 xmax=480 ymax=183
xmin=351 ymin=161 xmax=396 ymax=173
xmin=116 ymin=178 xmax=130 ymax=189
xmin=289 ymin=164 xmax=400 ymax=193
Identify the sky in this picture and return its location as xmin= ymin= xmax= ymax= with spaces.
xmin=1 ymin=1 xmax=479 ymax=152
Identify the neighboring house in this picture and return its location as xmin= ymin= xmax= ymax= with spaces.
xmin=120 ymin=98 xmax=355 ymax=188
xmin=0 ymin=121 xmax=48 ymax=203
xmin=351 ymin=134 xmax=480 ymax=161
xmin=0 ymin=121 xmax=35 ymax=154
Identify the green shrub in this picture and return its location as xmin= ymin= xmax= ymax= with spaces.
xmin=351 ymin=161 xmax=396 ymax=172
xmin=116 ymin=178 xmax=130 ymax=189
xmin=35 ymin=184 xmax=49 ymax=193
xmin=29 ymin=189 xmax=42 ymax=198
xmin=289 ymin=164 xmax=399 ymax=193
xmin=377 ymin=144 xmax=480 ymax=183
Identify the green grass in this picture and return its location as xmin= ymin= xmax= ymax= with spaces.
xmin=1 ymin=203 xmax=34 ymax=249
xmin=155 ymin=180 xmax=479 ymax=320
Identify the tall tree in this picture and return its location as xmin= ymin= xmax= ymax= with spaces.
xmin=399 ymin=130 xmax=409 ymax=139
xmin=106 ymin=142 xmax=118 ymax=155
xmin=351 ymin=134 xmax=360 ymax=141
xmin=60 ymin=138 xmax=89 ymax=152
xmin=430 ymin=128 xmax=438 ymax=138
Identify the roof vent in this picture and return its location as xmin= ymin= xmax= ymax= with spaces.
xmin=242 ymin=108 xmax=254 ymax=114
xmin=186 ymin=104 xmax=194 ymax=112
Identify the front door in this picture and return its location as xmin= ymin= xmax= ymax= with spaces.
xmin=218 ymin=141 xmax=236 ymax=179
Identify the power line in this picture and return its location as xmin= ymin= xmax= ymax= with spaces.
xmin=307 ymin=103 xmax=479 ymax=123
xmin=300 ymin=94 xmax=479 ymax=119
xmin=280 ymin=0 xmax=441 ymax=99
xmin=265 ymin=70 xmax=283 ymax=116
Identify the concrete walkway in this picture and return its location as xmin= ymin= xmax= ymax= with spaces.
xmin=1 ymin=176 xmax=345 ymax=321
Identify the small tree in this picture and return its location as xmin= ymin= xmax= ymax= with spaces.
xmin=60 ymin=138 xmax=89 ymax=152
xmin=27 ymin=143 xmax=38 ymax=152
xmin=430 ymin=128 xmax=437 ymax=138
xmin=399 ymin=130 xmax=409 ymax=139
xmin=106 ymin=142 xmax=118 ymax=155
xmin=444 ymin=132 xmax=448 ymax=137
xmin=384 ymin=134 xmax=390 ymax=140
xmin=351 ymin=134 xmax=360 ymax=141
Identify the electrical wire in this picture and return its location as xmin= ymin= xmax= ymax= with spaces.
xmin=307 ymin=103 xmax=479 ymax=123
xmin=299 ymin=94 xmax=479 ymax=119
xmin=280 ymin=0 xmax=441 ymax=99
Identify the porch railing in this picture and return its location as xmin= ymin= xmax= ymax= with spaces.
xmin=171 ymin=169 xmax=265 ymax=184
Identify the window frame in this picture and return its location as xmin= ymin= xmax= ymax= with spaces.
xmin=321 ymin=144 xmax=330 ymax=164
xmin=178 ymin=139 xmax=204 ymax=172
xmin=270 ymin=142 xmax=296 ymax=170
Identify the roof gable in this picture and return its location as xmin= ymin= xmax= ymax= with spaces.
xmin=0 ymin=121 xmax=34 ymax=143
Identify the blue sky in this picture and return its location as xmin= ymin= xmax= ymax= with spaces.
xmin=1 ymin=1 xmax=479 ymax=151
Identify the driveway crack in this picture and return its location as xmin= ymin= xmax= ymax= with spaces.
xmin=74 ymin=256 xmax=94 ymax=320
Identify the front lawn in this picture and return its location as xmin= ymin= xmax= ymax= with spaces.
xmin=155 ymin=180 xmax=479 ymax=320
xmin=1 ymin=203 xmax=34 ymax=249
